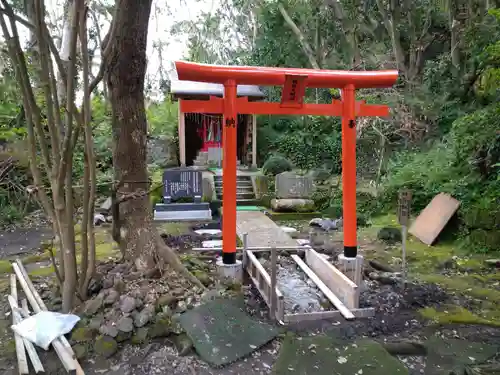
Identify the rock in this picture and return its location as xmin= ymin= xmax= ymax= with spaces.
xmin=176 ymin=300 xmax=187 ymax=313
xmin=88 ymin=277 xmax=103 ymax=295
xmin=102 ymin=277 xmax=114 ymax=290
xmin=174 ymin=333 xmax=193 ymax=356
xmin=99 ymin=324 xmax=118 ymax=338
xmin=120 ymin=296 xmax=136 ymax=313
xmin=94 ymin=335 xmax=118 ymax=358
xmin=88 ymin=314 xmax=105 ymax=330
xmin=98 ymin=197 xmax=113 ymax=214
xmin=377 ymin=227 xmax=402 ymax=243
xmin=73 ymin=343 xmax=89 ymax=360
xmin=131 ymin=327 xmax=149 ymax=345
xmin=156 ymin=294 xmax=177 ymax=310
xmin=172 ymin=288 xmax=185 ymax=297
xmin=170 ymin=318 xmax=184 ymax=334
xmin=162 ymin=306 xmax=173 ymax=316
xmin=83 ymin=293 xmax=104 ymax=316
xmin=271 ymin=198 xmax=315 ymax=213
xmin=193 ymin=271 xmax=211 ymax=287
xmin=134 ymin=305 xmax=155 ymax=328
xmin=368 ymin=260 xmax=395 ymax=273
xmin=116 ymin=316 xmax=134 ymax=333
xmin=149 ymin=317 xmax=172 ymax=338
xmin=113 ymin=277 xmax=126 ymax=294
xmin=135 ymin=298 xmax=144 ymax=310
xmin=115 ymin=331 xmax=132 ymax=343
xmin=71 ymin=327 xmax=95 ymax=342
xmin=104 ymin=289 xmax=120 ymax=306
xmin=309 ymin=218 xmax=342 ymax=231
xmin=125 ymin=271 xmax=141 ymax=281
xmin=144 ymin=268 xmax=162 ymax=279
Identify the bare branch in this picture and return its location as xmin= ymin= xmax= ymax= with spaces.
xmin=89 ymin=0 xmax=121 ymax=94
xmin=277 ymin=3 xmax=320 ymax=69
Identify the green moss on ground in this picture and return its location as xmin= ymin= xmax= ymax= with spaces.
xmin=267 ymin=211 xmax=321 ymax=221
xmin=156 ymin=222 xmax=192 ymax=235
xmin=0 ymin=260 xmax=12 ymax=274
xmin=420 ymin=305 xmax=500 ymax=327
xmin=362 ymin=214 xmax=500 ymax=326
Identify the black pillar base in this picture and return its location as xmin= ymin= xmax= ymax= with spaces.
xmin=344 ymin=246 xmax=358 ymax=258
xmin=222 ymin=252 xmax=236 ymax=264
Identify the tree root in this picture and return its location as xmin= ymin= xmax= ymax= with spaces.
xmin=154 ymin=231 xmax=207 ymax=290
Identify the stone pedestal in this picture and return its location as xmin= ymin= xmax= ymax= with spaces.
xmin=216 ymin=259 xmax=243 ymax=283
xmin=338 ymin=254 xmax=364 ymax=287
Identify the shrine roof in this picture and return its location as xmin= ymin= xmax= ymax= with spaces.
xmin=169 ymin=64 xmax=266 ymax=100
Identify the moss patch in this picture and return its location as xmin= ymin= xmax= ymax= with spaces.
xmin=28 ymin=265 xmax=55 ymax=277
xmin=21 ymin=251 xmax=52 ymax=265
xmin=0 ymin=260 xmax=12 ymax=274
xmin=419 ymin=305 xmax=500 ymax=327
xmin=267 ymin=211 xmax=321 ymax=221
xmin=156 ymin=222 xmax=192 ymax=236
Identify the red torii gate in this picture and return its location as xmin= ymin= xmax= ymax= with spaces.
xmin=175 ymin=61 xmax=398 ymax=265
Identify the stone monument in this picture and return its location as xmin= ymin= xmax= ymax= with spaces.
xmin=154 ymin=168 xmax=212 ymax=221
xmin=271 ymin=172 xmax=315 ymax=212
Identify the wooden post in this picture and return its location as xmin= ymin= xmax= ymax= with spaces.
xmin=398 ymin=189 xmax=412 ymax=287
xmin=178 ymin=103 xmax=186 ymax=166
xmin=270 ymin=246 xmax=277 ymax=320
xmin=252 ymin=114 xmax=257 ymax=168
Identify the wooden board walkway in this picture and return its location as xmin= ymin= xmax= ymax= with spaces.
xmin=236 ymin=211 xmax=297 ymax=248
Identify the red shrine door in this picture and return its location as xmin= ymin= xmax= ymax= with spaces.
xmin=200 ymin=115 xmax=222 ymax=152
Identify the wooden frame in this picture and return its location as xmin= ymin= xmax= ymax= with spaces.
xmin=241 ymin=243 xmax=373 ymax=324
xmin=244 ymin=249 xmax=285 ymax=321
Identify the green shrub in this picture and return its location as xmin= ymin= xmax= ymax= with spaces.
xmin=262 ymin=155 xmax=293 ymax=176
xmin=449 ymin=103 xmax=500 ymax=177
xmin=0 ymin=205 xmax=22 ymax=227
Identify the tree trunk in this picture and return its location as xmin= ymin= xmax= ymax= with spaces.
xmin=105 ymin=0 xmax=206 ymax=289
xmin=106 ymin=0 xmax=156 ymax=270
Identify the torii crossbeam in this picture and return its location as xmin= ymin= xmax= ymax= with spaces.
xmin=175 ymin=61 xmax=398 ymax=265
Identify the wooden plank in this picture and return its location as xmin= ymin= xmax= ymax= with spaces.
xmin=270 ymin=247 xmax=277 ymax=319
xmin=192 ymin=245 xmax=306 ymax=252
xmin=305 ymin=248 xmax=359 ymax=309
xmin=409 ymin=193 xmax=460 ymax=245
xmin=9 ymin=274 xmax=29 ymax=375
xmin=10 ymin=275 xmax=44 ymax=373
xmin=284 ymin=308 xmax=375 ymax=324
xmin=291 ymin=255 xmax=355 ymax=320
xmin=246 ymin=250 xmax=283 ymax=299
xmin=12 ymin=262 xmax=78 ymax=375
xmin=245 ymin=250 xmax=284 ymax=321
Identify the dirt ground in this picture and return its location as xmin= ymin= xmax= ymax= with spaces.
xmin=0 ymin=216 xmax=499 ymax=375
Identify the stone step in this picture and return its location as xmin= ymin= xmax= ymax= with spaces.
xmin=214 ymin=179 xmax=252 ymax=185
xmin=216 ymin=192 xmax=255 ymax=199
xmin=214 ymin=198 xmax=261 ymax=206
xmin=214 ymin=176 xmax=251 ymax=182
xmin=215 ymin=186 xmax=254 ymax=194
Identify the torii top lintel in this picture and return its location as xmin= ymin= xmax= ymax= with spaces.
xmin=175 ymin=61 xmax=398 ymax=89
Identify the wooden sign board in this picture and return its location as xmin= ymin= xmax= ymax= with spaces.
xmin=397 ymin=189 xmax=412 ymax=226
xmin=280 ymin=74 xmax=307 ymax=108
xmin=409 ymin=193 xmax=460 ymax=246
